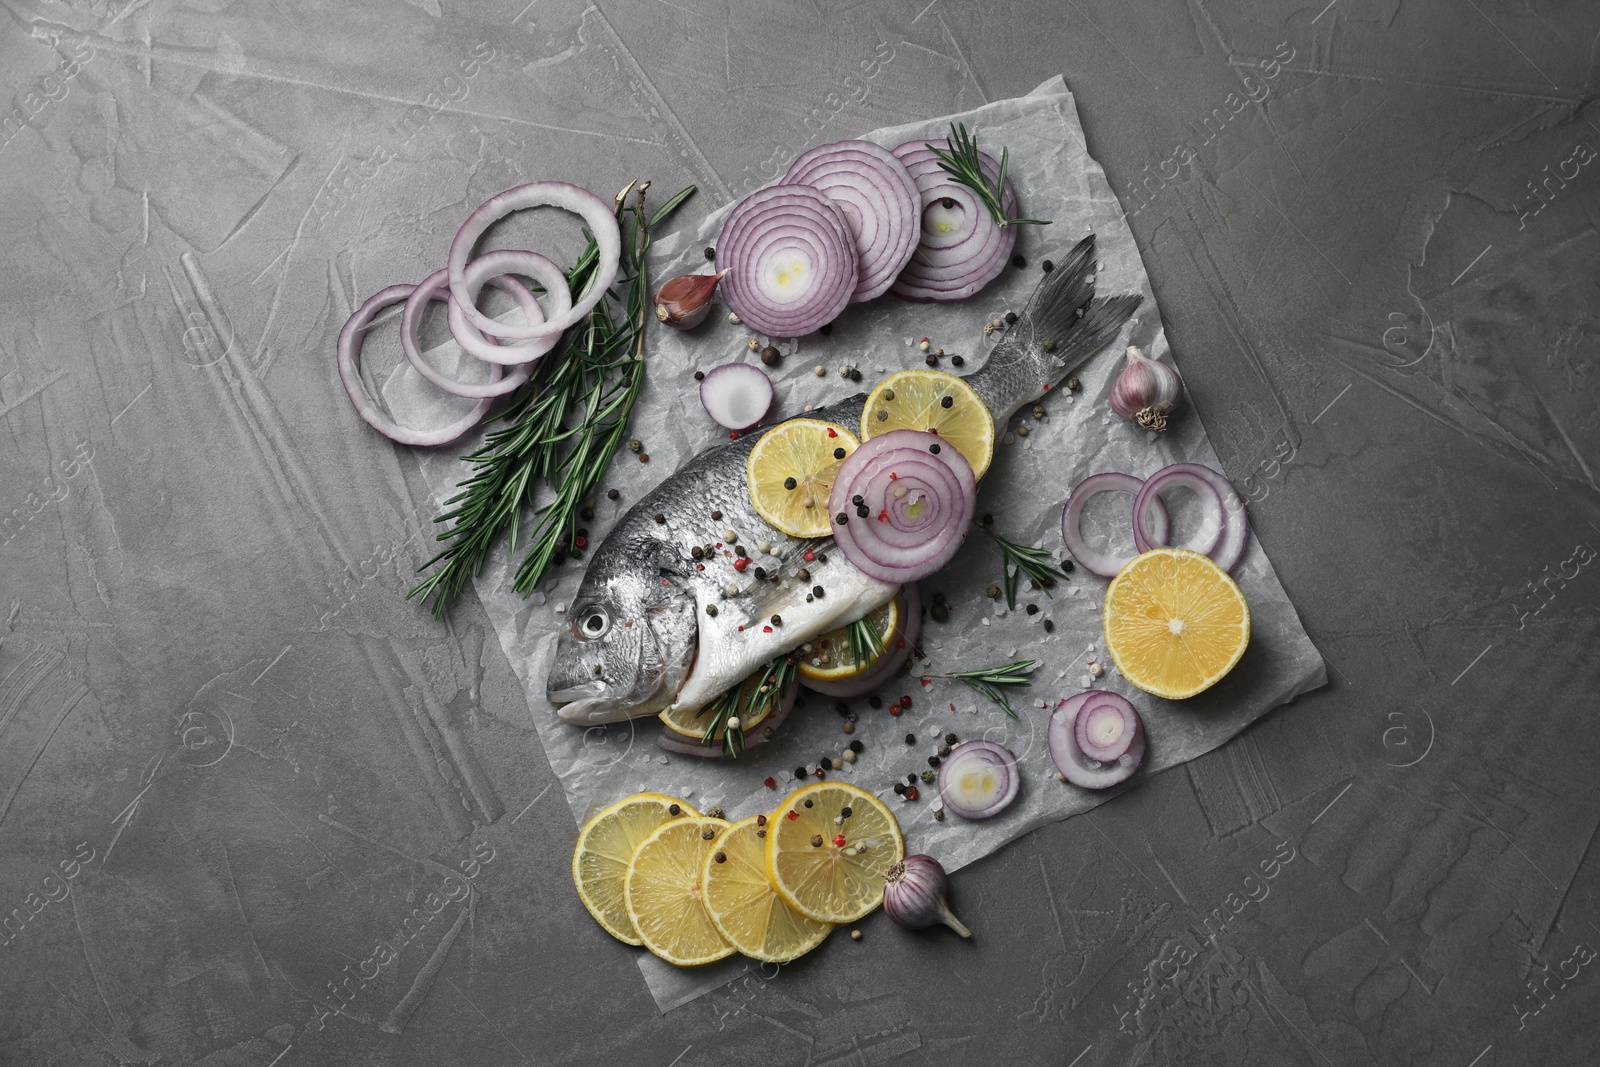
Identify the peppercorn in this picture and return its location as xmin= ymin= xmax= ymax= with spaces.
xmin=1017 ymin=425 xmax=1030 ymax=437
xmin=711 ymin=510 xmax=722 ymax=520
xmin=628 ymin=439 xmax=642 ymax=453
xmin=905 ymin=786 xmax=919 ymax=801
xmin=930 ymin=602 xmax=949 ymax=622
xmin=1061 ymin=558 xmax=1075 ymax=573
xmin=940 ymin=395 xmax=954 ymax=409
xmin=867 ymin=695 xmax=882 ymax=709
xmin=1026 ymin=604 xmax=1038 ymax=615
xmin=928 ymin=755 xmax=942 ymax=768
xmin=760 ymin=345 xmax=781 ymax=366
xmin=1066 ymin=378 xmax=1080 ymax=391
xmin=783 ymin=476 xmax=798 ymax=490
xmin=810 ymin=834 xmax=823 ymax=847
xmin=705 ymin=604 xmax=717 ymax=617
xmin=1041 ymin=338 xmax=1056 ymax=353
xmin=1042 ymin=259 xmax=1054 ymax=273
xmin=920 ymin=770 xmax=935 ymax=784
xmin=951 ymin=355 xmax=965 ymax=367
xmin=833 ymin=447 xmax=847 ymax=459
xmin=929 ymin=443 xmax=941 ymax=454
xmin=795 ymin=567 xmax=809 ymax=581
xmin=944 ymin=732 xmax=958 ymax=745
xmin=856 ymin=504 xmax=869 ymax=518
xmin=669 ymin=803 xmax=681 ymax=816
xmin=803 ymin=798 xmax=814 ymax=807
xmin=653 ymin=513 xmax=666 ymax=525
xmin=1005 ymin=311 xmax=1018 ymax=324
xmin=1044 ymin=620 xmax=1055 ymax=633
xmin=753 ymin=567 xmax=767 ymax=580
xmin=933 ymin=808 xmax=945 ymax=822
xmin=763 ymin=777 xmax=776 ymax=789
xmin=813 ymin=585 xmax=825 ymax=598
xmin=925 ymin=354 xmax=938 ymax=366
xmin=849 ymin=740 xmax=864 ymax=754
xmin=714 ymin=851 xmax=727 ymax=863
xmin=771 ymin=614 xmax=782 ymax=626
xmin=907 ymin=773 xmax=918 ymax=784
xmin=905 ymin=732 xmax=916 ymax=745
xmin=1012 ymin=254 xmax=1026 ymax=269
xmin=937 ymin=743 xmax=950 ymax=757
xmin=985 ymin=584 xmax=1000 ymax=599
xmin=606 ymin=488 xmax=619 ymax=500
xmin=701 ymin=825 xmax=715 ymax=840
xmin=899 ymin=695 xmax=912 ymax=709
xmin=842 ymin=720 xmax=854 ymax=734
xmin=704 ymin=246 xmax=716 ymax=260
xmin=795 ymin=766 xmax=808 ymax=780
xmin=734 ymin=545 xmax=746 ymax=558
xmin=693 ymin=370 xmax=705 ymax=381
xmin=638 ymin=453 xmax=650 ymax=463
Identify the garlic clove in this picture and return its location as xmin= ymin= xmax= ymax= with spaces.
xmin=882 ymin=854 xmax=972 ymax=937
xmin=653 ymin=270 xmax=727 ymax=330
xmin=1108 ymin=345 xmax=1183 ymax=431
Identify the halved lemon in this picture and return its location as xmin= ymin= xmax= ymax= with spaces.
xmin=747 ymin=419 xmax=860 ymax=537
xmin=796 ymin=596 xmax=900 ymax=684
xmin=703 ymin=817 xmax=832 ymax=962
xmin=861 ymin=369 xmax=994 ymax=480
xmin=572 ymin=792 xmax=699 ymax=946
xmin=659 ymin=661 xmax=781 ymax=740
xmin=1102 ymin=548 xmax=1251 ymax=700
xmin=625 ymin=816 xmax=735 ymax=966
xmin=766 ymin=781 xmax=905 ymax=924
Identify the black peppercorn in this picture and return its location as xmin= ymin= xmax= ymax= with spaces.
xmin=940 ymin=196 xmax=955 ymax=209
xmin=1042 ymin=259 xmax=1054 ymax=273
xmin=813 ymin=585 xmax=825 ymax=598
xmin=925 ymin=354 xmax=938 ymax=366
xmin=868 ymin=695 xmax=882 ymax=708
xmin=856 ymin=504 xmax=869 ymax=518
xmin=904 ymin=733 xmax=916 ymax=744
xmin=1026 ymin=604 xmax=1038 ymax=615
xmin=928 ymin=443 xmax=941 ymax=454
xmin=928 ymin=755 xmax=942 ymax=768
xmin=833 ymin=447 xmax=846 ymax=459
xmin=894 ymin=782 xmax=906 ymax=795
xmin=849 ymin=740 xmax=864 ymax=753
xmin=669 ymin=803 xmax=681 ymax=815
xmin=1044 ymin=620 xmax=1055 ymax=633
xmin=944 ymin=732 xmax=958 ymax=745
xmin=784 ymin=477 xmax=798 ymax=490
xmin=1061 ymin=559 xmax=1075 ymax=573
xmin=930 ymin=602 xmax=950 ymax=622
xmin=795 ymin=766 xmax=808 ymax=780
xmin=711 ymin=510 xmax=722 ymax=520
xmin=1005 ymin=311 xmax=1018 ymax=324
xmin=704 ymin=246 xmax=716 ymax=260
xmin=692 ymin=546 xmax=704 ymax=559
xmin=907 ymin=773 xmax=918 ymax=784
xmin=580 ymin=506 xmax=594 ymax=520
xmin=653 ymin=513 xmax=666 ymax=524
xmin=735 ymin=545 xmax=746 ymax=557
xmin=951 ymin=355 xmax=965 ymax=367
xmin=693 ymin=370 xmax=705 ymax=381
xmin=835 ymin=512 xmax=849 ymax=525
xmin=770 ymin=614 xmax=782 ymax=626
xmin=1012 ymin=254 xmax=1026 ymax=269
xmin=754 ymin=567 xmax=767 ymax=580
xmin=607 ymin=488 xmax=619 ymax=500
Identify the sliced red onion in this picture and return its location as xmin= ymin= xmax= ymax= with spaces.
xmin=1060 ymin=472 xmax=1172 ymax=579
xmin=1073 ymin=691 xmax=1140 ymax=762
xmin=714 ymin=184 xmax=858 ymax=337
xmin=699 ymin=362 xmax=774 ymax=431
xmin=447 ymin=182 xmax=618 ymax=341
xmin=654 ymin=675 xmax=800 ymax=758
xmin=1048 ymin=692 xmax=1147 ymax=790
xmin=401 ymin=268 xmax=543 ymax=398
xmin=828 ymin=430 xmax=976 ymax=584
xmin=936 ymin=739 xmax=1020 ymax=820
xmin=800 ymin=583 xmax=923 ymax=698
xmin=1131 ymin=464 xmax=1225 ymax=560
xmin=888 ymin=140 xmax=1016 ymax=303
xmin=444 ymin=249 xmax=573 ymax=365
xmin=781 ymin=139 xmax=921 ymax=303
xmin=1134 ymin=462 xmax=1250 ymax=573
xmin=337 ymin=284 xmax=497 ymax=447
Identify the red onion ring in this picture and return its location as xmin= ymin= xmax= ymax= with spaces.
xmin=401 ymin=268 xmax=544 ymax=398
xmin=714 ymin=184 xmax=858 ymax=337
xmin=936 ymin=739 xmax=1020 ymax=820
xmin=800 ymin=583 xmax=923 ymax=698
xmin=781 ymin=139 xmax=921 ymax=303
xmin=1133 ymin=462 xmax=1250 ymax=573
xmin=1048 ymin=691 xmax=1146 ymax=790
xmin=444 ymin=249 xmax=573 ymax=365
xmin=888 ymin=140 xmax=1017 ymax=302
xmin=654 ymin=674 xmax=800 ymax=758
xmin=447 ymin=182 xmax=618 ymax=341
xmin=337 ymin=284 xmax=498 ymax=447
xmin=829 ymin=430 xmax=976 ymax=584
xmin=1073 ymin=691 xmax=1140 ymax=762
xmin=1131 ymin=464 xmax=1225 ymax=560
xmin=1060 ymin=472 xmax=1172 ymax=579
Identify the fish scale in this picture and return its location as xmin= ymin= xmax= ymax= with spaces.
xmin=548 ymin=235 xmax=1141 ymax=725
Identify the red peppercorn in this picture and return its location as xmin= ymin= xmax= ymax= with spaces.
xmin=802 ymin=549 xmax=815 ymax=562
xmin=764 ymin=777 xmax=776 ymax=790
xmin=575 ymin=536 xmax=588 ymax=549
xmin=814 ymin=767 xmax=827 ymax=779
xmin=899 ymin=695 xmax=912 ymax=709
xmin=729 ymin=431 xmax=740 ymax=440
xmin=733 ymin=558 xmax=750 ymax=572
xmin=786 ymin=810 xmax=799 ymax=821
xmin=905 ymin=786 xmax=919 ymax=801
xmin=889 ymin=705 xmax=902 ymax=716
xmin=832 ymin=834 xmax=847 ymax=847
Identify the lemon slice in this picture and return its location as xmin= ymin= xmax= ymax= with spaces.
xmin=766 ymin=781 xmax=905 ymax=924
xmin=572 ymin=792 xmax=699 ymax=945
xmin=625 ymin=816 xmax=735 ymax=966
xmin=1103 ymin=548 xmax=1251 ymax=700
xmin=703 ymin=817 xmax=832 ymax=962
xmin=797 ymin=597 xmax=900 ymax=684
xmin=861 ymin=369 xmax=994 ymax=480
xmin=747 ymin=419 xmax=860 ymax=538
xmin=658 ymin=660 xmax=783 ymax=740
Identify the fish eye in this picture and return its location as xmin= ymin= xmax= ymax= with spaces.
xmin=578 ymin=607 xmax=610 ymax=639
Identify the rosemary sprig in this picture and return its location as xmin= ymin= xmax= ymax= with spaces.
xmin=925 ymin=122 xmax=1050 ymax=229
xmin=979 ymin=523 xmax=1070 ymax=610
xmin=846 ymin=613 xmax=885 ymax=670
xmin=407 ymin=182 xmax=696 ymax=616
xmin=927 ymin=659 xmax=1040 ymax=718
xmin=698 ymin=655 xmax=797 ymax=757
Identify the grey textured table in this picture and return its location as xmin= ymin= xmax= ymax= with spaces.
xmin=2 ymin=2 xmax=1597 ymax=1065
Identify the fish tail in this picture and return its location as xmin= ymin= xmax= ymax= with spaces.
xmin=965 ymin=235 xmax=1142 ymax=419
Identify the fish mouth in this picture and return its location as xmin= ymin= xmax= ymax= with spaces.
xmin=554 ymin=695 xmax=639 ymax=725
xmin=547 ymin=680 xmax=607 ymax=705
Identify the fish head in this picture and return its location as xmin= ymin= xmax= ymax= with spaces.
xmin=546 ymin=556 xmax=697 ymax=724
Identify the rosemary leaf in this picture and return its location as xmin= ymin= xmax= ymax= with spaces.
xmin=927 ymin=659 xmax=1040 ymax=718
xmin=980 ymin=524 xmax=1070 ymax=610
xmin=924 ymin=123 xmax=1050 ymax=229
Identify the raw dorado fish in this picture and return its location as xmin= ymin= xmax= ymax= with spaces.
xmin=547 ymin=236 xmax=1140 ymax=724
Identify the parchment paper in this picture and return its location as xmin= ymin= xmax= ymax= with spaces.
xmin=385 ymin=76 xmax=1326 ymax=1012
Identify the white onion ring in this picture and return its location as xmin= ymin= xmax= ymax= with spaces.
xmin=401 ymin=268 xmax=543 ymax=398
xmin=781 ymin=140 xmax=921 ymax=303
xmin=714 ymin=184 xmax=858 ymax=337
xmin=828 ymin=429 xmax=976 ymax=584
xmin=1060 ymin=472 xmax=1172 ymax=579
xmin=1133 ymin=462 xmax=1250 ymax=573
xmin=444 ymin=249 xmax=573 ymax=366
xmin=447 ymin=181 xmax=618 ymax=341
xmin=888 ymin=140 xmax=1017 ymax=302
xmin=337 ymin=285 xmax=497 ymax=446
xmin=1131 ymin=464 xmax=1226 ymax=560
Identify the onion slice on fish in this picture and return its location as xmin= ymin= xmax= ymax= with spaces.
xmin=714 ymin=184 xmax=858 ymax=337
xmin=1060 ymin=472 xmax=1171 ymax=579
xmin=829 ymin=429 xmax=976 ymax=584
xmin=781 ymin=139 xmax=922 ymax=304
xmin=699 ymin=362 xmax=775 ymax=431
xmin=800 ymin=583 xmax=923 ymax=698
xmin=337 ymin=284 xmax=499 ymax=446
xmin=401 ymin=267 xmax=546 ymax=398
xmin=888 ymin=140 xmax=1016 ymax=303
xmin=1048 ymin=691 xmax=1146 ymax=790
xmin=447 ymin=181 xmax=619 ymax=342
